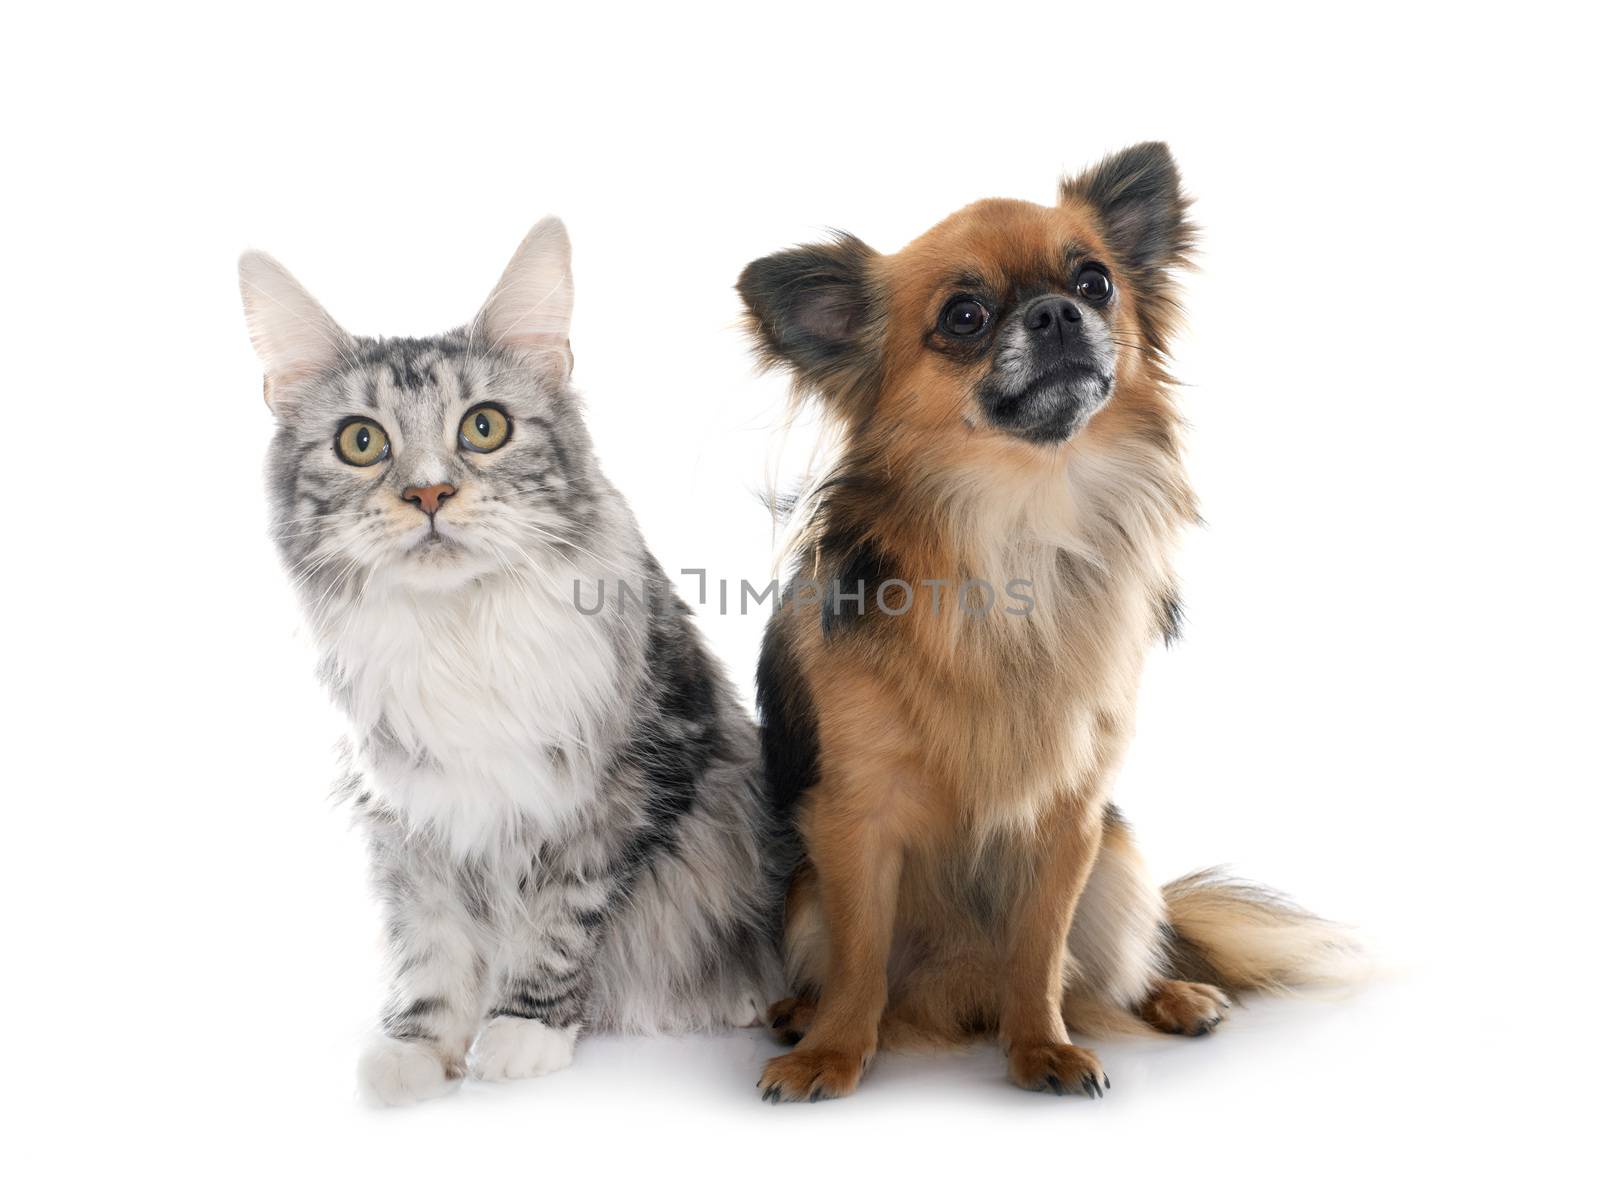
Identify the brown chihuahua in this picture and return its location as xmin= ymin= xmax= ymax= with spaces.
xmin=738 ymin=143 xmax=1354 ymax=1102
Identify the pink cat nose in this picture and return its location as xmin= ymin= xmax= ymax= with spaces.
xmin=402 ymin=483 xmax=457 ymax=516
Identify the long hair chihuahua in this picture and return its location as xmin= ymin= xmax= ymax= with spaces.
xmin=738 ymin=143 xmax=1355 ymax=1102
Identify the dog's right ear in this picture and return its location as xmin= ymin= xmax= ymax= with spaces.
xmin=737 ymin=233 xmax=880 ymax=413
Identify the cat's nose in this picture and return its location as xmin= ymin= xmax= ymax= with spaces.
xmin=401 ymin=483 xmax=457 ymax=516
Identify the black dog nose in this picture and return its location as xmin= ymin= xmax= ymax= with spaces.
xmin=1024 ymin=296 xmax=1083 ymax=333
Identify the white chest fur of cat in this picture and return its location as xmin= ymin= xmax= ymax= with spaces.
xmin=329 ymin=564 xmax=625 ymax=853
xmin=243 ymin=217 xmax=780 ymax=1105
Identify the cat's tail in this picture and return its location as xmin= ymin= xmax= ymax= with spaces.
xmin=1160 ymin=869 xmax=1366 ymax=994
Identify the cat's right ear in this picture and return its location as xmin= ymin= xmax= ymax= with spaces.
xmin=238 ymin=251 xmax=354 ymax=410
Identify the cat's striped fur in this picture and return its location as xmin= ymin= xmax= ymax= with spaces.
xmin=241 ymin=219 xmax=783 ymax=1105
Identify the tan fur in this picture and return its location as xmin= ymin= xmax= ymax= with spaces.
xmin=744 ymin=146 xmax=1354 ymax=1103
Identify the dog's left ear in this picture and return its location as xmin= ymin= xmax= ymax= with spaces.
xmin=1060 ymin=141 xmax=1195 ymax=276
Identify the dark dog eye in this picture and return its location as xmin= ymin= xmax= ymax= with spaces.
xmin=1076 ymin=267 xmax=1112 ymax=303
xmin=941 ymin=297 xmax=989 ymax=337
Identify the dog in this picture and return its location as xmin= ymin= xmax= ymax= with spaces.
xmin=737 ymin=142 xmax=1354 ymax=1102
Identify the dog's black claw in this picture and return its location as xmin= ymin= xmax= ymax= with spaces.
xmin=1082 ymin=1074 xmax=1102 ymax=1098
xmin=780 ymin=1029 xmax=802 ymax=1047
xmin=1103 ymin=1074 xmax=1111 ymax=1090
xmin=762 ymin=1084 xmax=781 ymax=1103
xmin=1044 ymin=1073 xmax=1063 ymax=1095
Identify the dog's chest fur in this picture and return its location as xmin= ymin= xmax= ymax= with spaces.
xmin=892 ymin=441 xmax=1188 ymax=835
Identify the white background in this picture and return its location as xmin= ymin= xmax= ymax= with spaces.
xmin=5 ymin=2 xmax=1595 ymax=1181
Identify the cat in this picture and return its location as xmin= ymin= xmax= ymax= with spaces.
xmin=240 ymin=218 xmax=783 ymax=1105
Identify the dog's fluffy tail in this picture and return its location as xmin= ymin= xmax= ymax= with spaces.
xmin=1161 ymin=869 xmax=1364 ymax=993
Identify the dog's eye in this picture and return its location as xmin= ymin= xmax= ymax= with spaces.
xmin=1076 ymin=266 xmax=1112 ymax=304
xmin=940 ymin=297 xmax=990 ymax=337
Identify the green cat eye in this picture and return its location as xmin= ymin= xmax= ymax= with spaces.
xmin=335 ymin=418 xmax=390 ymax=466
xmin=459 ymin=404 xmax=511 ymax=453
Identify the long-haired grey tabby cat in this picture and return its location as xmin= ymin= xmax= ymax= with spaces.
xmin=240 ymin=219 xmax=781 ymax=1105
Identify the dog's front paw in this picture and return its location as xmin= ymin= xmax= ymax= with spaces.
xmin=1007 ymin=1041 xmax=1110 ymax=1098
xmin=468 ymin=1016 xmax=577 ymax=1082
xmin=358 ymin=1035 xmax=459 ymax=1106
xmin=758 ymin=1045 xmax=869 ymax=1102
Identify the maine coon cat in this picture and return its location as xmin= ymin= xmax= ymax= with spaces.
xmin=240 ymin=219 xmax=782 ymax=1105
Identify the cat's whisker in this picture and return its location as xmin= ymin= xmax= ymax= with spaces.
xmin=285 ymin=549 xmax=345 ymax=596
xmin=305 ymin=554 xmax=364 ymax=631
xmin=486 ymin=550 xmax=544 ymax=610
xmin=271 ymin=526 xmax=353 ymax=543
xmin=274 ymin=509 xmax=374 ymax=527
xmin=518 ymin=523 xmax=609 ymax=569
xmin=482 ymin=537 xmax=563 ymax=602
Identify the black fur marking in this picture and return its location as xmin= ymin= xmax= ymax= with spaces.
xmin=612 ymin=570 xmax=724 ymax=878
xmin=381 ymin=995 xmax=446 ymax=1041
xmin=384 ymin=996 xmax=445 ymax=1023
xmin=756 ymin=615 xmax=820 ymax=821
xmin=490 ymin=974 xmax=585 ymax=1026
xmin=820 ymin=534 xmax=894 ymax=638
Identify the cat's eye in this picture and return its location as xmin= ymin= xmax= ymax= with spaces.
xmin=459 ymin=404 xmax=511 ymax=453
xmin=335 ymin=418 xmax=390 ymax=467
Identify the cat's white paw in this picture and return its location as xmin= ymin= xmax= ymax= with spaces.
xmin=358 ymin=1035 xmax=457 ymax=1106
xmin=728 ymin=994 xmax=767 ymax=1027
xmin=468 ymin=1016 xmax=577 ymax=1081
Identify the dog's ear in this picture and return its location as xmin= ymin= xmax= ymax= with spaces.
xmin=737 ymin=233 xmax=881 ymax=414
xmin=1060 ymin=142 xmax=1195 ymax=277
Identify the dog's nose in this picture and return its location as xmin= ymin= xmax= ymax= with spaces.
xmin=1024 ymin=296 xmax=1083 ymax=334
xmin=402 ymin=483 xmax=457 ymax=516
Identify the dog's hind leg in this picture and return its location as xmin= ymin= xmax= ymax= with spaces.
xmin=1061 ymin=806 xmax=1231 ymax=1037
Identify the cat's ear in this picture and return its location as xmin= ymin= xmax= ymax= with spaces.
xmin=238 ymin=251 xmax=353 ymax=409
xmin=474 ymin=216 xmax=575 ymax=381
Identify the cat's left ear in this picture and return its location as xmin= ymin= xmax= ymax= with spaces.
xmin=474 ymin=216 xmax=575 ymax=381
xmin=238 ymin=251 xmax=354 ymax=410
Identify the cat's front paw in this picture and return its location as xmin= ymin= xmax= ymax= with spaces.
xmin=468 ymin=1016 xmax=577 ymax=1082
xmin=358 ymin=1035 xmax=459 ymax=1106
